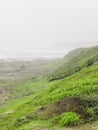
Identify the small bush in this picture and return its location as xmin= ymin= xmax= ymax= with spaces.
xmin=52 ymin=112 xmax=81 ymax=127
xmin=60 ymin=112 xmax=81 ymax=126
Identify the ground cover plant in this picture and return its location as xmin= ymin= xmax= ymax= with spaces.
xmin=0 ymin=46 xmax=98 ymax=130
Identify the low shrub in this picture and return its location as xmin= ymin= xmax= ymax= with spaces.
xmin=52 ymin=112 xmax=81 ymax=127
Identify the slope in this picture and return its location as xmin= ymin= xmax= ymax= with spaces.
xmin=0 ymin=61 xmax=98 ymax=129
xmin=0 ymin=46 xmax=98 ymax=130
xmin=63 ymin=48 xmax=85 ymax=63
xmin=49 ymin=46 xmax=98 ymax=81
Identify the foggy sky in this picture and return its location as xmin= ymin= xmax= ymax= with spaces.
xmin=0 ymin=0 xmax=98 ymax=54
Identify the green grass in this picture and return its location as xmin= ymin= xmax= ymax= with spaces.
xmin=52 ymin=112 xmax=81 ymax=127
xmin=0 ymin=46 xmax=98 ymax=130
xmin=49 ymin=46 xmax=98 ymax=81
xmin=0 ymin=63 xmax=98 ymax=130
xmin=36 ymin=64 xmax=98 ymax=105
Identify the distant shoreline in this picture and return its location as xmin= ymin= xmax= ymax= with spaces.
xmin=0 ymin=52 xmax=66 ymax=61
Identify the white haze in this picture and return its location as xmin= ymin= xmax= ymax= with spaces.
xmin=0 ymin=0 xmax=98 ymax=59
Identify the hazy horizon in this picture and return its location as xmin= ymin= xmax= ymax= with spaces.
xmin=0 ymin=50 xmax=65 ymax=59
xmin=0 ymin=43 xmax=97 ymax=60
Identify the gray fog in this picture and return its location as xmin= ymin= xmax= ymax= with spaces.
xmin=0 ymin=0 xmax=98 ymax=58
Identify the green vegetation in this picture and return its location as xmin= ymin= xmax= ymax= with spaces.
xmin=63 ymin=48 xmax=85 ymax=63
xmin=52 ymin=112 xmax=81 ymax=127
xmin=49 ymin=46 xmax=98 ymax=81
xmin=0 ymin=46 xmax=98 ymax=130
xmin=36 ymin=64 xmax=98 ymax=105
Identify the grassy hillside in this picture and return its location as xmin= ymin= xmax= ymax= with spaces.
xmin=63 ymin=48 xmax=85 ymax=63
xmin=0 ymin=62 xmax=98 ymax=129
xmin=0 ymin=46 xmax=98 ymax=130
xmin=49 ymin=46 xmax=98 ymax=81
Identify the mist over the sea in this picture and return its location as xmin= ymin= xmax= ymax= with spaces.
xmin=0 ymin=50 xmax=65 ymax=60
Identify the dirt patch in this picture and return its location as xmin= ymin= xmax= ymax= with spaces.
xmin=36 ymin=96 xmax=90 ymax=120
xmin=14 ymin=96 xmax=97 ymax=127
xmin=0 ymin=86 xmax=13 ymax=104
